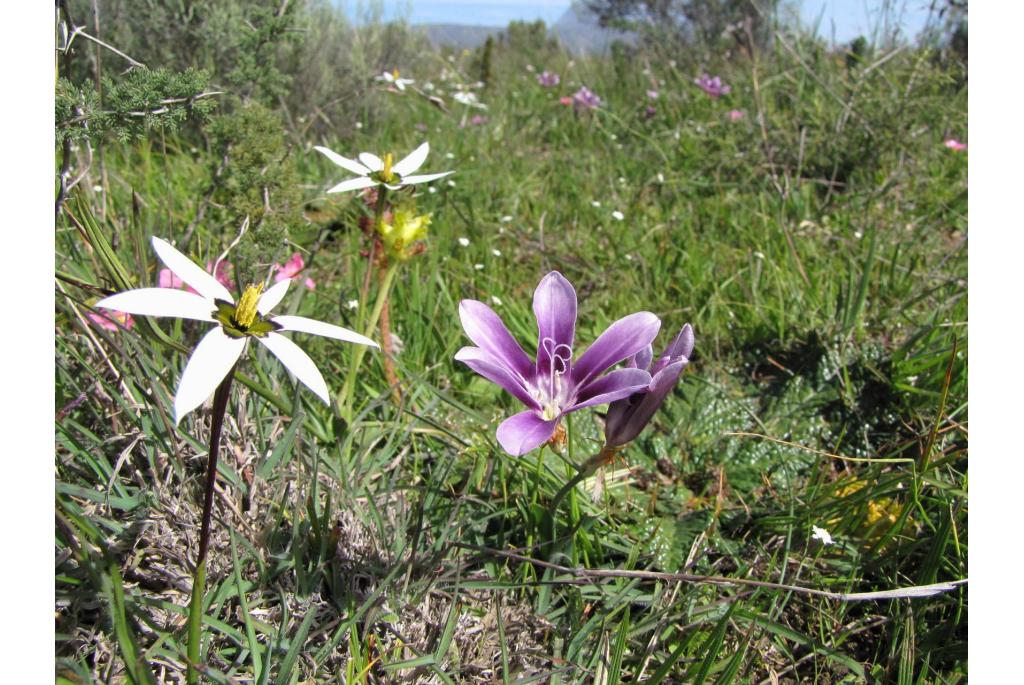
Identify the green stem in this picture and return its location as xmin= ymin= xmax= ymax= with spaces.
xmin=547 ymin=445 xmax=617 ymax=556
xmin=338 ymin=262 xmax=400 ymax=422
xmin=186 ymin=368 xmax=235 ymax=684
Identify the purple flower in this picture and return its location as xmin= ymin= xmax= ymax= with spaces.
xmin=644 ymin=105 xmax=657 ymax=119
xmin=694 ymin=74 xmax=731 ymax=98
xmin=646 ymin=90 xmax=659 ymax=99
xmin=469 ymin=114 xmax=488 ymax=126
xmin=604 ymin=324 xmax=694 ymax=448
xmin=572 ymin=86 xmax=601 ymax=111
xmin=456 ymin=272 xmax=661 ymax=456
xmin=537 ymin=71 xmax=560 ymax=87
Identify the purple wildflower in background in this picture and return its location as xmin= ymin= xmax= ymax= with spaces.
xmin=469 ymin=114 xmax=488 ymax=126
xmin=644 ymin=105 xmax=657 ymax=119
xmin=646 ymin=90 xmax=659 ymax=99
xmin=603 ymin=324 xmax=694 ymax=448
xmin=572 ymin=86 xmax=601 ymax=111
xmin=694 ymin=74 xmax=731 ymax=98
xmin=537 ymin=71 xmax=560 ymax=87
xmin=455 ymin=272 xmax=660 ymax=456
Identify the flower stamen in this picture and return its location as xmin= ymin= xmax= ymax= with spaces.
xmin=234 ymin=283 xmax=263 ymax=328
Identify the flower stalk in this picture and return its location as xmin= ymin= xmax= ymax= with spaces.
xmin=186 ymin=366 xmax=235 ymax=684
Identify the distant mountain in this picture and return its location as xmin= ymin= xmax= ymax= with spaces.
xmin=418 ymin=3 xmax=634 ymax=54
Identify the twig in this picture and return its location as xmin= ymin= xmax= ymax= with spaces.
xmin=454 ymin=543 xmax=966 ymax=602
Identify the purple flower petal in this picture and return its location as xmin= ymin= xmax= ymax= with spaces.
xmin=571 ymin=367 xmax=652 ymax=412
xmin=496 ymin=410 xmax=559 ymax=456
xmin=459 ymin=299 xmax=534 ymax=380
xmin=533 ymin=271 xmax=577 ymax=377
xmin=455 ymin=347 xmax=540 ymax=409
xmin=572 ymin=312 xmax=661 ymax=388
xmin=605 ymin=359 xmax=688 ymax=447
xmin=628 ymin=344 xmax=654 ymax=371
xmin=651 ymin=323 xmax=694 ymax=375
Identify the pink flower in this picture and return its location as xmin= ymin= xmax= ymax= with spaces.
xmin=465 ymin=114 xmax=488 ymax=127
xmin=559 ymin=96 xmax=573 ymax=106
xmin=272 ymin=253 xmax=316 ymax=290
xmin=644 ymin=105 xmax=657 ymax=119
xmin=944 ymin=138 xmax=967 ymax=151
xmin=159 ymin=260 xmax=234 ymax=294
xmin=646 ymin=90 xmax=659 ymax=99
xmin=728 ymin=109 xmax=745 ymax=122
xmin=694 ymin=74 xmax=731 ymax=98
xmin=88 ymin=309 xmax=134 ymax=331
xmin=537 ymin=71 xmax=560 ymax=87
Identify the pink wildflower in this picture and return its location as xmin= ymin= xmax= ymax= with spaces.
xmin=728 ymin=109 xmax=745 ymax=122
xmin=273 ymin=253 xmax=316 ymax=290
xmin=944 ymin=138 xmax=967 ymax=151
xmin=646 ymin=90 xmax=659 ymax=99
xmin=559 ymin=96 xmax=573 ymax=106
xmin=88 ymin=309 xmax=134 ymax=331
xmin=694 ymin=74 xmax=731 ymax=98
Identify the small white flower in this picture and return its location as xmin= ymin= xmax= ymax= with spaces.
xmin=610 ymin=133 xmax=617 ymax=141
xmin=754 ymin=251 xmax=765 ymax=260
xmin=422 ymin=81 xmax=435 ymax=92
xmin=657 ymin=173 xmax=665 ymax=184
xmin=525 ymin=64 xmax=536 ymax=73
xmin=314 ymin=141 xmax=453 ymax=193
xmin=612 ymin=210 xmax=625 ymax=221
xmin=445 ymin=152 xmax=456 ymax=160
xmin=447 ymin=180 xmax=456 ymax=188
xmin=389 ymin=332 xmax=405 ymax=355
xmin=491 ymin=249 xmax=502 ymax=257
xmin=624 ymin=254 xmax=634 ymax=261
xmin=92 ymin=184 xmax=104 ymax=193
xmin=811 ymin=525 xmax=834 ymax=546
xmin=618 ymin=176 xmax=626 ymax=185
xmin=474 ymin=263 xmax=484 ymax=270
xmin=458 ymin=237 xmax=470 ymax=247
xmin=591 ymin=200 xmax=601 ymax=208
xmin=97 ymin=238 xmax=378 ymax=424
xmin=376 ymin=70 xmax=414 ymax=91
xmin=500 ymin=215 xmax=513 ymax=223
xmin=854 ymin=231 xmax=863 ymax=239
xmin=355 ymin=121 xmax=363 ymax=130
xmin=428 ymin=186 xmax=437 ymax=194
xmin=346 ymin=299 xmax=359 ymax=310
xmin=490 ymin=296 xmax=503 ymax=306
xmin=453 ymin=90 xmax=488 ymax=109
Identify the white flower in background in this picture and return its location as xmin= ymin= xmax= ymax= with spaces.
xmin=500 ymin=215 xmax=513 ymax=223
xmin=491 ymin=249 xmax=502 ymax=257
xmin=811 ymin=525 xmax=834 ymax=546
xmin=96 ymin=238 xmax=378 ymax=424
xmin=422 ymin=81 xmax=435 ymax=92
xmin=346 ymin=299 xmax=359 ymax=310
xmin=474 ymin=263 xmax=484 ymax=270
xmin=657 ymin=173 xmax=665 ymax=184
xmin=428 ymin=187 xmax=437 ymax=194
xmin=591 ymin=200 xmax=601 ymax=208
xmin=612 ymin=210 xmax=625 ymax=221
xmin=458 ymin=237 xmax=470 ymax=247
xmin=445 ymin=152 xmax=456 ymax=160
xmin=490 ymin=296 xmax=503 ymax=306
xmin=447 ymin=179 xmax=456 ymax=187
xmin=453 ymin=90 xmax=488 ymax=109
xmin=376 ymin=69 xmax=415 ymax=91
xmin=314 ymin=142 xmax=453 ymax=193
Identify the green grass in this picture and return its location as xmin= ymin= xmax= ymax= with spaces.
xmin=56 ymin=23 xmax=966 ymax=684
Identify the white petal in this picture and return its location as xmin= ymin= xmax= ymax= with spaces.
xmin=395 ymin=81 xmax=406 ymax=91
xmin=392 ymin=142 xmax=429 ymax=176
xmin=151 ymin=237 xmax=233 ymax=302
xmin=258 ymin=332 xmax=329 ymax=404
xmin=257 ymin=279 xmax=291 ymax=315
xmin=402 ymin=171 xmax=454 ymax=185
xmin=314 ymin=146 xmax=371 ymax=175
xmin=327 ymin=176 xmax=377 ymax=194
xmin=358 ymin=152 xmax=384 ymax=172
xmin=174 ymin=328 xmax=245 ymax=425
xmin=272 ymin=315 xmax=379 ymax=348
xmin=96 ymin=288 xmax=215 ymax=321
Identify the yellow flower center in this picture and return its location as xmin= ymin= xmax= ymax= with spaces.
xmin=381 ymin=152 xmax=395 ymax=183
xmin=235 ymin=283 xmax=263 ymax=328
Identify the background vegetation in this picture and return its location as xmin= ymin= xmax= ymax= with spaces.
xmin=55 ymin=0 xmax=967 ymax=682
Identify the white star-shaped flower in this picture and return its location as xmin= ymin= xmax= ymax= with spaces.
xmin=96 ymin=237 xmax=378 ymax=424
xmin=376 ymin=70 xmax=414 ymax=91
xmin=811 ymin=525 xmax=834 ymax=546
xmin=314 ymin=142 xmax=454 ymax=194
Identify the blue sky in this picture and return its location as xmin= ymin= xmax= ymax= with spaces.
xmin=343 ymin=1 xmax=936 ymax=43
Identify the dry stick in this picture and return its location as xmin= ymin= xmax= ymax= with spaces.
xmin=454 ymin=543 xmax=966 ymax=603
xmin=186 ymin=368 xmax=236 ymax=685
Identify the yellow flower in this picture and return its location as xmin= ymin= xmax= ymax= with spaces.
xmin=379 ymin=209 xmax=431 ymax=261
